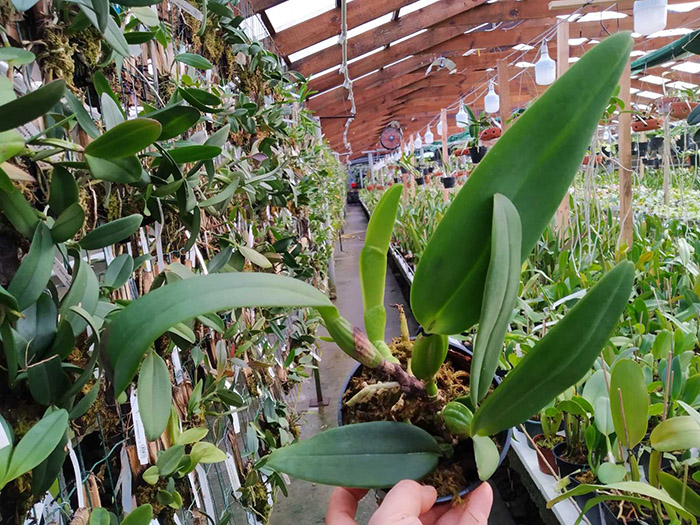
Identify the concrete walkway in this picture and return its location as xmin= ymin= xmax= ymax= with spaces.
xmin=269 ymin=204 xmax=515 ymax=525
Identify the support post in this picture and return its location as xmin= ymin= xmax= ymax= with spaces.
xmin=368 ymin=152 xmax=374 ymax=183
xmin=618 ymin=59 xmax=633 ymax=249
xmin=555 ymin=22 xmax=571 ymax=241
xmin=497 ymin=59 xmax=511 ymax=132
xmin=441 ymin=108 xmax=449 ymax=163
xmin=663 ymin=117 xmax=671 ymax=206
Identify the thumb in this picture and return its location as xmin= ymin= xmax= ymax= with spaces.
xmin=369 ymin=480 xmax=437 ymax=525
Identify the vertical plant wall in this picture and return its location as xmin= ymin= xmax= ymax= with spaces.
xmin=0 ymin=0 xmax=345 ymax=522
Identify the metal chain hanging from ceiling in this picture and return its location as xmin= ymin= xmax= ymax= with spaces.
xmin=339 ymin=0 xmax=356 ymax=157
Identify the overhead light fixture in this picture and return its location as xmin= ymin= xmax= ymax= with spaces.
xmin=456 ymin=101 xmax=470 ymax=128
xmin=414 ymin=133 xmax=423 ymax=149
xmin=425 ymin=126 xmax=434 ymax=144
xmin=484 ymin=80 xmax=500 ymax=114
xmin=634 ymin=0 xmax=667 ymax=36
xmin=437 ymin=119 xmax=443 ymax=136
xmin=535 ymin=40 xmax=556 ymax=86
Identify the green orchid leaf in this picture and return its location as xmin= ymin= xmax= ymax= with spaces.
xmin=168 ymin=145 xmax=221 ymax=163
xmin=105 ymin=273 xmax=333 ymax=394
xmin=8 ymin=223 xmax=55 ymax=311
xmin=84 ymin=119 xmax=161 ymax=158
xmin=28 ymin=356 xmax=70 ymax=405
xmin=86 ymin=155 xmax=143 ymax=184
xmin=64 ymin=91 xmax=100 ymax=139
xmin=121 ymin=504 xmax=153 ymax=525
xmin=650 ymin=416 xmax=700 ymax=452
xmin=131 ymin=6 xmax=159 ymax=27
xmin=472 ymin=261 xmax=633 ymax=437
xmin=89 ymin=508 xmax=111 ymax=525
xmin=138 ymin=352 xmax=172 ymax=441
xmin=360 ymin=184 xmax=402 ymax=345
xmin=410 ymin=333 xmax=448 ymax=384
xmin=2 ymin=409 xmax=68 ymax=488
xmin=174 ymin=53 xmax=213 ymax=70
xmin=75 ymin=0 xmax=129 ymax=56
xmin=472 ymin=434 xmax=500 ymax=481
xmin=410 ymin=33 xmax=633 ymax=335
xmin=15 ymin=292 xmax=57 ymax=359
xmin=610 ymin=358 xmax=648 ymax=449
xmin=658 ymin=471 xmax=700 ymax=516
xmin=0 ymin=167 xmax=39 ymax=238
xmin=0 ymin=130 xmax=26 ymax=163
xmin=265 ymin=422 xmax=440 ymax=488
xmin=179 ymin=88 xmax=221 ymax=113
xmin=0 ymin=79 xmax=65 ymax=132
xmin=471 ymin=194 xmax=521 ymax=405
xmin=79 ymin=214 xmax=143 ymax=250
xmin=48 ymin=166 xmax=79 ymax=216
xmin=597 ymin=462 xmax=627 ymax=484
xmin=156 ymin=445 xmax=185 ymax=476
xmin=124 ymin=31 xmax=157 ymax=45
xmin=101 ymin=93 xmax=124 ymax=130
xmin=145 ymin=105 xmax=201 ymax=141
xmin=190 ymin=442 xmax=226 ymax=464
xmin=60 ymin=250 xmax=99 ymax=336
xmin=31 ymin=432 xmax=68 ymax=496
xmin=238 ymin=245 xmax=271 ymax=268
xmin=174 ymin=427 xmax=208 ymax=446
xmin=594 ymin=396 xmax=614 ymax=436
xmin=51 ymin=203 xmax=85 ymax=243
xmin=69 ymin=377 xmax=101 ymax=420
xmin=0 ymin=47 xmax=35 ymax=66
xmin=103 ymin=254 xmax=134 ymax=290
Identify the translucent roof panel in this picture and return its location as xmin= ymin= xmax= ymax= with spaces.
xmin=265 ymin=0 xmax=337 ymax=33
xmin=348 ymin=48 xmax=382 ymax=65
xmin=669 ymin=1 xmax=700 ymax=12
xmin=392 ymin=29 xmax=428 ymax=47
xmin=241 ymin=14 xmax=270 ymax=42
xmin=672 ymin=62 xmax=700 ymax=74
xmin=639 ymin=74 xmax=668 ymax=85
xmin=289 ymin=35 xmax=337 ymax=63
xmin=399 ymin=0 xmax=441 ymax=17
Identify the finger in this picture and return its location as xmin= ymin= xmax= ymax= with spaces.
xmin=369 ymin=480 xmax=437 ymax=524
xmin=418 ymin=502 xmax=451 ymax=524
xmin=436 ymin=483 xmax=493 ymax=525
xmin=326 ymin=487 xmax=368 ymax=525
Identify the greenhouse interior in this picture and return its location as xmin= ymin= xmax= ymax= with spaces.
xmin=9 ymin=0 xmax=700 ymax=524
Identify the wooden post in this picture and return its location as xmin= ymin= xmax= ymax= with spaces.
xmin=497 ymin=60 xmax=511 ymax=132
xmin=441 ymin=108 xmax=449 ymax=165
xmin=555 ymin=21 xmax=571 ymax=241
xmin=618 ymin=59 xmax=633 ymax=249
xmin=662 ymin=117 xmax=671 ymax=206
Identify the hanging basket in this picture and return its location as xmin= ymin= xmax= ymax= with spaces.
xmin=632 ymin=117 xmax=662 ymax=132
xmin=670 ymin=100 xmax=698 ymax=120
xmin=480 ymin=127 xmax=502 ymax=141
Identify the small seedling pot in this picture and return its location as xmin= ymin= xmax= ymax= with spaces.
xmin=670 ymin=100 xmax=697 ymax=120
xmin=532 ymin=434 xmax=558 ymax=475
xmin=469 ymin=146 xmax=488 ymax=164
xmin=338 ymin=342 xmax=512 ymax=504
xmin=441 ymin=176 xmax=456 ymax=189
xmin=632 ymin=117 xmax=662 ymax=133
xmin=553 ymin=442 xmax=588 ymax=478
xmin=567 ymin=478 xmax=606 ymax=525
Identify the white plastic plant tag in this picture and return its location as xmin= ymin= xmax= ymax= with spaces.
xmin=139 ymin=228 xmax=153 ymax=272
xmin=224 ymin=453 xmax=241 ymax=496
xmin=196 ymin=465 xmax=216 ymax=518
xmin=281 ymin=473 xmax=291 ymax=485
xmin=170 ymin=0 xmax=202 ymax=20
xmin=129 ymin=388 xmax=150 ymax=465
xmin=67 ymin=440 xmax=86 ymax=508
xmin=171 ymin=347 xmax=184 ymax=385
xmin=0 ymin=424 xmax=10 ymax=450
xmin=120 ymin=446 xmax=134 ymax=513
xmin=231 ymin=412 xmax=241 ymax=434
xmin=187 ymin=472 xmax=203 ymax=509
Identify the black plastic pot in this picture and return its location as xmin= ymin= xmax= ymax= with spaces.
xmin=553 ymin=442 xmax=588 ymax=478
xmin=469 ymin=146 xmax=487 ymax=164
xmin=567 ymin=478 xmax=606 ymax=525
xmin=649 ymin=136 xmax=664 ymax=151
xmin=415 ymin=176 xmax=425 ymax=186
xmin=393 ymin=177 xmax=400 ymax=184
xmin=638 ymin=142 xmax=649 ymax=156
xmin=338 ymin=342 xmax=512 ymax=504
xmin=441 ymin=176 xmax=456 ymax=189
xmin=522 ymin=419 xmax=542 ymax=450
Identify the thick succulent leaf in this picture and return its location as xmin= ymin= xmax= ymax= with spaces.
xmin=79 ymin=214 xmax=143 ymax=250
xmin=105 ymin=273 xmax=333 ymax=394
xmin=471 ymin=194 xmax=521 ymax=405
xmin=48 ymin=166 xmax=79 ymax=216
xmin=103 ymin=254 xmax=134 ymax=290
xmin=64 ymin=91 xmax=100 ymax=139
xmin=650 ymin=416 xmax=700 ymax=452
xmin=472 ymin=434 xmax=500 ymax=480
xmin=0 ymin=167 xmax=38 ymax=237
xmin=121 ymin=505 xmax=153 ymax=525
xmin=265 ymin=422 xmax=440 ymax=488
xmin=83 ymin=119 xmax=161 ymax=159
xmin=609 ymin=358 xmax=648 ymax=449
xmin=28 ymin=356 xmax=69 ymax=405
xmin=168 ymin=145 xmax=221 ymax=163
xmin=658 ymin=471 xmax=700 ymax=516
xmin=360 ymin=184 xmax=402 ymax=343
xmin=174 ymin=53 xmax=213 ymax=70
xmin=2 ymin=409 xmax=68 ymax=487
xmin=146 ymin=105 xmax=201 ymax=141
xmin=410 ymin=33 xmax=633 ymax=335
xmin=51 ymin=203 xmax=85 ymax=243
xmin=8 ymin=223 xmax=55 ymax=311
xmin=138 ymin=352 xmax=172 ymax=441
xmin=472 ymin=261 xmax=634 ymax=437
xmin=0 ymin=80 xmax=65 ymax=133
xmin=60 ymin=251 xmax=99 ymax=336
xmin=86 ymin=155 xmax=143 ymax=184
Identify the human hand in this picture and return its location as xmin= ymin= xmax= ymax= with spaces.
xmin=325 ymin=479 xmax=493 ymax=524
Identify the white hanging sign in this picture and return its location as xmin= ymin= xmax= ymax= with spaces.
xmin=130 ymin=388 xmax=150 ymax=465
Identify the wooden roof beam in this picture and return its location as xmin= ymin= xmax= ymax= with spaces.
xmin=293 ymin=0 xmax=490 ymax=77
